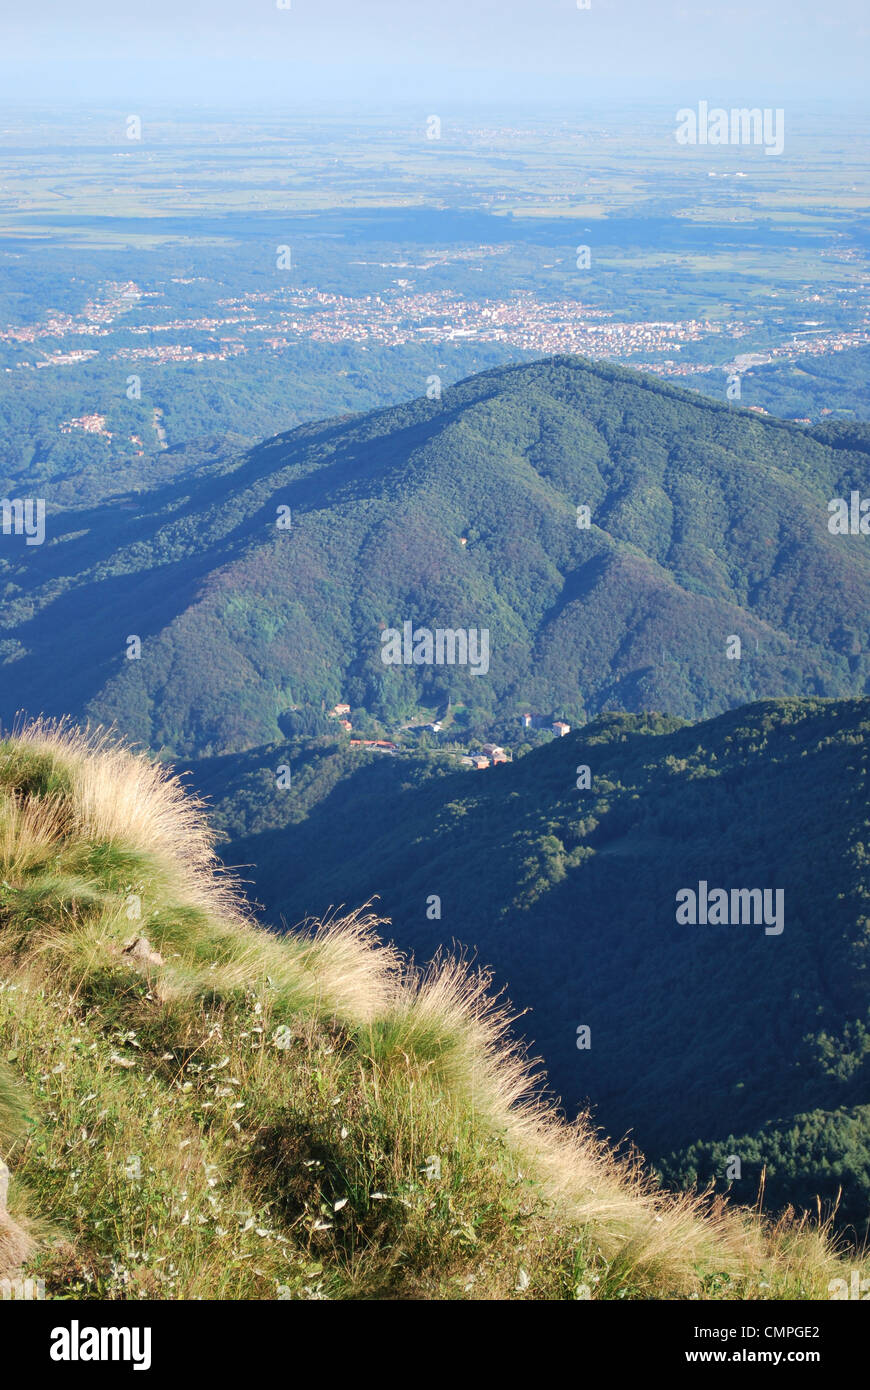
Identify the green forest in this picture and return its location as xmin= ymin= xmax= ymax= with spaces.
xmin=198 ymin=696 xmax=870 ymax=1236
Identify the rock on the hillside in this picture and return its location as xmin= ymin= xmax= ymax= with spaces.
xmin=122 ymin=936 xmax=164 ymax=967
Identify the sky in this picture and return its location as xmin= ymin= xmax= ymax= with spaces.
xmin=0 ymin=0 xmax=867 ymax=109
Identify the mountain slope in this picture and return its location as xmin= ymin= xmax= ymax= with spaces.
xmin=0 ymin=720 xmax=846 ymax=1299
xmin=2 ymin=356 xmax=869 ymax=756
xmin=205 ymin=697 xmax=870 ymax=1228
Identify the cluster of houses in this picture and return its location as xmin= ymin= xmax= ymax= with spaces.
xmin=464 ymin=742 xmax=509 ymax=770
xmin=466 ymin=719 xmax=571 ymax=769
xmin=328 ymin=702 xmax=353 ymax=732
xmin=330 ymin=700 xmax=570 ymax=767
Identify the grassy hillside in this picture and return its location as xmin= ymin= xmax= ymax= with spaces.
xmin=0 ymin=720 xmax=852 ymax=1300
xmin=203 ymin=698 xmax=870 ymax=1233
xmin=2 ymin=355 xmax=870 ymax=756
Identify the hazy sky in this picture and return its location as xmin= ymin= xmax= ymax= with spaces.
xmin=1 ymin=0 xmax=867 ymax=108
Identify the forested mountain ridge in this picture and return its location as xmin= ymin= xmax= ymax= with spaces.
xmin=203 ymin=696 xmax=870 ymax=1228
xmin=2 ymin=355 xmax=869 ymax=756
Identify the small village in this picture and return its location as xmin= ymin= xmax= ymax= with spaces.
xmin=327 ymin=702 xmax=571 ymax=767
